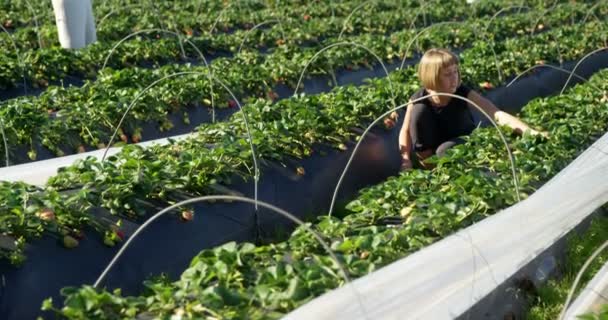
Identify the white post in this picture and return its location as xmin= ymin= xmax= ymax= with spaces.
xmin=51 ymin=0 xmax=97 ymax=49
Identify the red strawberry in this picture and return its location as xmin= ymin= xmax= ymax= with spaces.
xmin=383 ymin=118 xmax=396 ymax=129
xmin=36 ymin=208 xmax=55 ymax=221
xmin=479 ymin=81 xmax=494 ymax=90
xmin=181 ymin=210 xmax=194 ymax=221
xmin=131 ymin=133 xmax=142 ymax=143
xmin=267 ymin=90 xmax=279 ymax=101
xmin=62 ymin=235 xmax=79 ymax=249
xmin=360 ymin=251 xmax=370 ymax=259
xmin=115 ymin=230 xmax=125 ymax=241
xmin=303 ymin=14 xmax=311 ymax=21
xmin=227 ymin=99 xmax=238 ymax=108
xmin=73 ymin=229 xmax=85 ymax=240
xmin=296 ymin=166 xmax=305 ymax=176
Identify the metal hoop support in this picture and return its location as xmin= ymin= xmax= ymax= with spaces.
xmin=293 ymin=41 xmax=398 ymax=112
xmin=24 ymin=0 xmax=42 ymax=48
xmin=327 ymin=93 xmax=521 ymax=218
xmin=486 ymin=5 xmax=530 ymax=33
xmin=209 ymin=2 xmax=234 ymax=34
xmin=558 ymin=240 xmax=608 ymax=320
xmin=101 ymin=28 xmax=216 ymax=120
xmin=237 ymin=19 xmax=287 ymax=54
xmin=560 ymin=47 xmax=608 ymax=95
xmin=96 ymin=4 xmax=145 ymax=28
xmin=0 ymin=116 xmax=9 ymax=167
xmin=101 ymin=71 xmax=259 ymax=210
xmin=399 ymin=21 xmax=503 ymax=82
xmin=93 ymin=195 xmax=371 ymax=319
xmin=506 ymin=63 xmax=600 ymax=93
xmin=0 ymin=24 xmax=27 ymax=95
xmin=101 ymin=28 xmax=210 ymax=70
xmin=337 ymin=0 xmax=376 ymax=40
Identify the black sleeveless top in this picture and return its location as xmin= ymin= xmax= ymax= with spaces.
xmin=410 ymin=84 xmax=476 ymax=140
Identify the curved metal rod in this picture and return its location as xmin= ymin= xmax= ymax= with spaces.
xmin=581 ymin=1 xmax=606 ymax=25
xmin=406 ymin=2 xmax=437 ymax=32
xmin=209 ymin=2 xmax=233 ymax=34
xmin=101 ymin=28 xmax=210 ymax=69
xmin=327 ymin=92 xmax=521 ymax=218
xmin=101 ymin=71 xmax=259 ymax=210
xmin=445 ymin=231 xmax=501 ymax=320
xmin=400 ymin=20 xmax=504 ymax=83
xmin=399 ymin=21 xmax=460 ymax=70
xmin=293 ymin=41 xmax=397 ymax=111
xmin=101 ymin=28 xmax=216 ymax=120
xmin=237 ymin=19 xmax=286 ymax=54
xmin=486 ymin=5 xmax=530 ymax=32
xmin=506 ymin=64 xmax=601 ymax=93
xmin=24 ymin=0 xmax=42 ymax=48
xmin=0 ymin=116 xmax=9 ymax=167
xmin=529 ymin=1 xmax=560 ymax=36
xmin=300 ymin=0 xmax=336 ymax=25
xmin=92 ymin=195 xmax=371 ymax=320
xmin=558 ymin=240 xmax=608 ymax=320
xmin=418 ymin=0 xmax=428 ymax=26
xmin=0 ymin=24 xmax=27 ymax=94
xmin=337 ymin=0 xmax=376 ymax=40
xmin=560 ymin=47 xmax=608 ymax=95
xmin=96 ymin=4 xmax=145 ymax=28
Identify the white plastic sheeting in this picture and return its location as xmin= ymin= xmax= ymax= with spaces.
xmin=285 ymin=132 xmax=608 ymax=320
xmin=51 ymin=0 xmax=97 ymax=49
xmin=0 ymin=134 xmax=190 ymax=186
xmin=564 ymin=261 xmax=608 ymax=319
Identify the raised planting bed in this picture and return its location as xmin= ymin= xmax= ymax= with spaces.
xmin=1 ymin=13 xmax=605 ymax=166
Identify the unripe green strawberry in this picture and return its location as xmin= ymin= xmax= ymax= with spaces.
xmin=62 ymin=235 xmax=79 ymax=249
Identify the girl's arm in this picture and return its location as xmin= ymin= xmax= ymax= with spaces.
xmin=399 ymin=100 xmax=414 ymax=169
xmin=467 ymin=90 xmax=547 ymax=136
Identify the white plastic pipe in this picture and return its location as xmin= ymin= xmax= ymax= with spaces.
xmin=51 ymin=0 xmax=97 ymax=49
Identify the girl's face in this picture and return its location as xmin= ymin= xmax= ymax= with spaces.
xmin=437 ymin=64 xmax=460 ymax=93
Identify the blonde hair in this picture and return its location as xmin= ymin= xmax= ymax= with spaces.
xmin=417 ymin=48 xmax=460 ymax=91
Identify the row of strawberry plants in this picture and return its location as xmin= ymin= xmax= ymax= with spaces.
xmin=1 ymin=0 xmax=521 ymax=48
xmin=525 ymin=211 xmax=608 ymax=319
xmin=1 ymin=5 xmax=603 ymax=164
xmin=0 ymin=0 xmax=562 ymax=89
xmin=41 ymin=69 xmax=608 ymax=319
xmin=0 ymin=18 xmax=605 ymax=266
